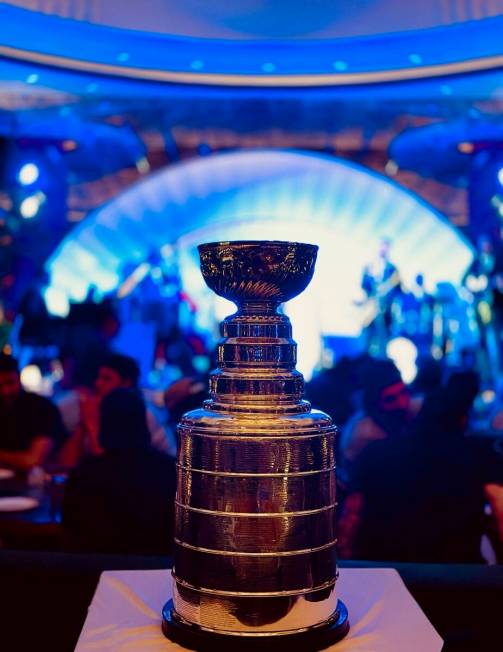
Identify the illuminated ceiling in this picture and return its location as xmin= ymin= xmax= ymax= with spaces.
xmin=1 ymin=1 xmax=502 ymax=87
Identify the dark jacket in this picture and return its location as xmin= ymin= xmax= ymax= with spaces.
xmin=62 ymin=448 xmax=176 ymax=555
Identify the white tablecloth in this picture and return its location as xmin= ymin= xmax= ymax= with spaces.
xmin=75 ymin=568 xmax=443 ymax=652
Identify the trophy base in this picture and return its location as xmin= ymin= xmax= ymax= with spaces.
xmin=162 ymin=600 xmax=349 ymax=651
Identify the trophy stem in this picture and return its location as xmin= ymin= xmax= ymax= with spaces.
xmin=238 ymin=300 xmax=281 ymax=314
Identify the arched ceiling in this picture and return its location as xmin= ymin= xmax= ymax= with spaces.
xmin=5 ymin=0 xmax=503 ymax=39
xmin=1 ymin=2 xmax=502 ymax=86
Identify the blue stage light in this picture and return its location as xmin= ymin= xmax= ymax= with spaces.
xmin=19 ymin=192 xmax=44 ymax=219
xmin=197 ymin=143 xmax=212 ymax=156
xmin=408 ymin=53 xmax=422 ymax=65
xmin=497 ymin=167 xmax=503 ymax=186
xmin=17 ymin=162 xmax=40 ymax=186
xmin=332 ymin=60 xmax=347 ymax=71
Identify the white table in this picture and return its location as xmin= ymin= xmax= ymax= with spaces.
xmin=75 ymin=568 xmax=443 ymax=652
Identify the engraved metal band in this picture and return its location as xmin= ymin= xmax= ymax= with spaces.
xmin=175 ymin=500 xmax=337 ymax=517
xmin=174 ymin=538 xmax=337 ymax=557
xmin=176 ymin=463 xmax=337 ymax=477
xmin=172 ymin=573 xmax=337 ymax=598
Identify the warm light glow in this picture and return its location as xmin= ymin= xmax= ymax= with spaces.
xmin=458 ymin=142 xmax=474 ymax=154
xmin=62 ymin=139 xmax=78 ymax=152
xmin=20 ymin=365 xmax=43 ymax=391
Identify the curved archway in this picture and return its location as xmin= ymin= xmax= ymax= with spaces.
xmin=46 ymin=149 xmax=473 ymax=374
xmin=2 ymin=4 xmax=502 ymax=87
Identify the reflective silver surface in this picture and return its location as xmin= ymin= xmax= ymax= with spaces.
xmin=172 ymin=581 xmax=338 ymax=634
xmin=170 ymin=240 xmax=343 ymax=637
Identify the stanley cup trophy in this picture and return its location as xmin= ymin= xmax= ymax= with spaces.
xmin=163 ymin=240 xmax=349 ymax=650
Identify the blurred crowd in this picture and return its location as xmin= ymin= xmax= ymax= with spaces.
xmin=306 ymin=354 xmax=503 ymax=563
xmin=1 ymin=343 xmax=503 ymax=563
xmin=0 ymin=348 xmax=207 ymax=555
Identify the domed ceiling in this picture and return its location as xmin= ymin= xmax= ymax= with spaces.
xmin=1 ymin=1 xmax=502 ymax=86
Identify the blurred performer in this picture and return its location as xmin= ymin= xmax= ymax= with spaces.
xmin=463 ymin=235 xmax=499 ymax=382
xmin=393 ymin=274 xmax=434 ymax=349
xmin=431 ymin=282 xmax=470 ymax=363
xmin=360 ymin=238 xmax=401 ymax=356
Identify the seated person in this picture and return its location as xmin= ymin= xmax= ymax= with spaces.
xmin=339 ymin=358 xmax=413 ymax=485
xmin=339 ymin=372 xmax=502 ymax=563
xmin=62 ymin=388 xmax=176 ymax=555
xmin=0 ymin=353 xmax=66 ymax=471
xmin=484 ymin=483 xmax=503 ymax=562
xmin=58 ymin=352 xmax=176 ymax=467
xmin=305 ymin=356 xmax=358 ymax=430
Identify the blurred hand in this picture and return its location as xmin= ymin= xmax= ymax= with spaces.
xmin=164 ymin=377 xmax=204 ymax=411
xmin=79 ymin=392 xmax=103 ymax=456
